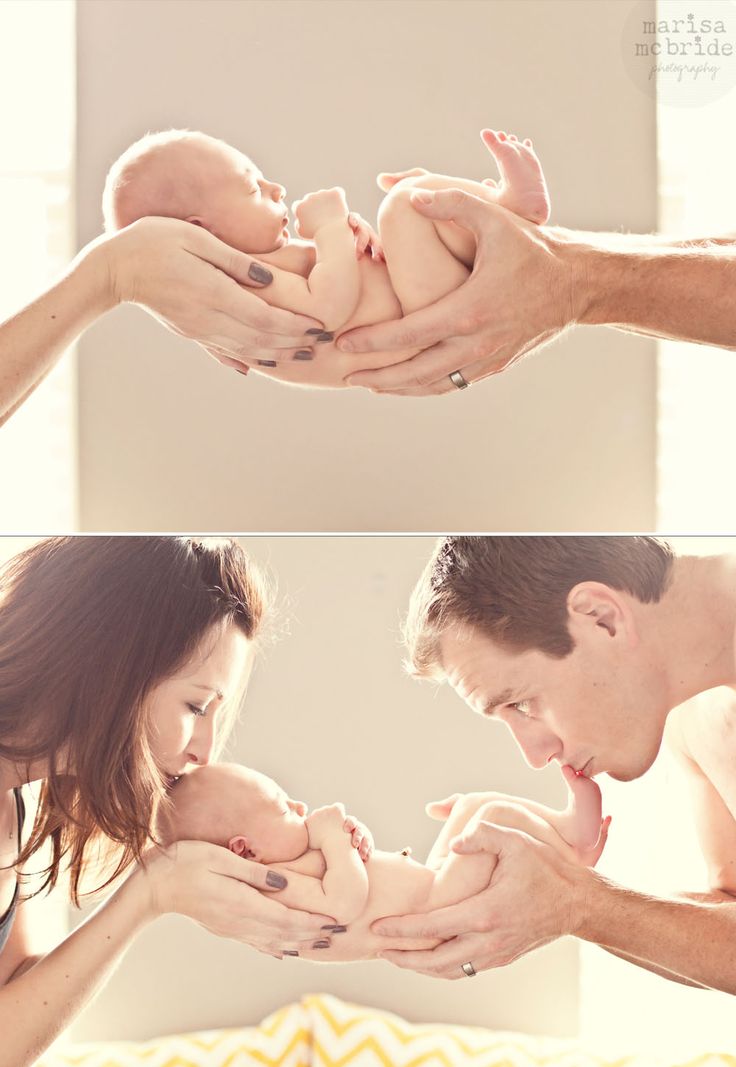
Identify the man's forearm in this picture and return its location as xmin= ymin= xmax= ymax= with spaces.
xmin=578 ymin=874 xmax=736 ymax=993
xmin=555 ymin=230 xmax=736 ymax=350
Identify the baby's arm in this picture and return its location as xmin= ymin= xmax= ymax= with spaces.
xmin=270 ymin=804 xmax=369 ymax=925
xmin=256 ymin=189 xmax=360 ymax=332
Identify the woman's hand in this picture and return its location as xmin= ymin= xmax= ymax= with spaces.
xmin=93 ymin=216 xmax=322 ymax=370
xmin=141 ymin=840 xmax=336 ymax=958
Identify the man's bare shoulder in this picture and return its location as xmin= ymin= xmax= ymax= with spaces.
xmin=666 ymin=688 xmax=736 ymax=799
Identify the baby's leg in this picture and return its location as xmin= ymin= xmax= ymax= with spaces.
xmin=378 ymin=141 xmax=549 ymax=316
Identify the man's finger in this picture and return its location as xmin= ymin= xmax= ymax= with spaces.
xmin=346 ymin=335 xmax=485 ymax=391
xmin=451 ymin=821 xmax=509 ymax=856
xmin=372 ymin=900 xmax=469 ymax=940
xmin=408 ymin=187 xmax=499 ymax=233
xmin=425 ymin=795 xmax=461 ymax=820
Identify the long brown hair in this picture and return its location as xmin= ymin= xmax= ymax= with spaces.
xmin=0 ymin=536 xmax=269 ymax=904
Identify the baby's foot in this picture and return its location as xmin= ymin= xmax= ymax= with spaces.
xmin=559 ymin=764 xmax=602 ymax=852
xmin=481 ymin=129 xmax=551 ymax=225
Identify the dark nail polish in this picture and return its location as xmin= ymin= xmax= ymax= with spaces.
xmin=305 ymin=328 xmax=324 ymax=336
xmin=312 ymin=940 xmax=330 ymax=949
xmin=248 ymin=263 xmax=273 ymax=284
xmin=294 ymin=350 xmax=313 ymax=361
xmin=283 ymin=949 xmax=299 ymax=957
xmin=316 ymin=331 xmax=334 ymax=343
xmin=321 ymin=924 xmax=347 ymax=933
xmin=266 ymin=871 xmax=287 ymax=889
xmin=257 ymin=359 xmax=278 ymax=367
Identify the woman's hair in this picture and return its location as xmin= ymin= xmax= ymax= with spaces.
xmin=404 ymin=536 xmax=675 ymax=677
xmin=0 ymin=537 xmax=270 ymax=904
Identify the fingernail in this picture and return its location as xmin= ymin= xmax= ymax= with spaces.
xmin=294 ymin=350 xmax=313 ymax=361
xmin=266 ymin=871 xmax=287 ymax=889
xmin=312 ymin=940 xmax=330 ymax=949
xmin=315 ymin=331 xmax=334 ymax=343
xmin=305 ymin=328 xmax=325 ymax=336
xmin=321 ymin=924 xmax=347 ymax=933
xmin=248 ymin=263 xmax=273 ymax=284
xmin=411 ymin=191 xmax=434 ymax=204
xmin=257 ymin=359 xmax=278 ymax=367
xmin=234 ymin=366 xmax=249 ymax=375
xmin=283 ymin=949 xmax=299 ymax=957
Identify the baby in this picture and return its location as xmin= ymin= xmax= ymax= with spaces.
xmin=158 ymin=762 xmax=607 ymax=962
xmin=102 ymin=128 xmax=551 ymax=389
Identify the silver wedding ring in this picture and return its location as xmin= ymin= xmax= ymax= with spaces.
xmin=461 ymin=961 xmax=477 ymax=977
xmin=449 ymin=370 xmax=469 ymax=390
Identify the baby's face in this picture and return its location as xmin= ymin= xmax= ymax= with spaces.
xmin=198 ymin=142 xmax=289 ymax=254
xmin=233 ymin=769 xmax=310 ymax=862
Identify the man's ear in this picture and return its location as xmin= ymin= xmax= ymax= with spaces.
xmin=566 ymin=582 xmax=638 ymax=646
xmin=228 ymin=835 xmax=257 ymax=860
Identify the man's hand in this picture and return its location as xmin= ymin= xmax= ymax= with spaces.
xmin=99 ymin=216 xmax=322 ymax=372
xmin=372 ymin=821 xmax=592 ymax=979
xmin=339 ymin=191 xmax=576 ymax=396
xmin=292 ymin=188 xmax=350 ymax=239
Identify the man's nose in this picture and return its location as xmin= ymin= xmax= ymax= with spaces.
xmin=509 ymin=721 xmax=561 ymax=770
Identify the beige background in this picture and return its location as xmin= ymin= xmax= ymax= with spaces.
xmin=63 ymin=536 xmax=580 ymax=1041
xmin=75 ymin=0 xmax=657 ymax=532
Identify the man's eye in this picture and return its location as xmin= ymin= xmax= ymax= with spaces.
xmin=510 ymin=701 xmax=532 ymax=718
xmin=187 ymin=703 xmax=207 ymax=717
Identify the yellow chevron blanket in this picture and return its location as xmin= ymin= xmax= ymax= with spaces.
xmin=36 ymin=992 xmax=736 ymax=1067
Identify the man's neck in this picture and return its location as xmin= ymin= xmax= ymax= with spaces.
xmin=654 ymin=552 xmax=736 ymax=709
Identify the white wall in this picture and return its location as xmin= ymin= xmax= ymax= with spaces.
xmin=75 ymin=0 xmax=657 ymax=532
xmin=62 ymin=536 xmax=579 ymax=1041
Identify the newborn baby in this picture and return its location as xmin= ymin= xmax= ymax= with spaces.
xmin=159 ymin=762 xmax=606 ymax=962
xmin=102 ymin=128 xmax=550 ymax=389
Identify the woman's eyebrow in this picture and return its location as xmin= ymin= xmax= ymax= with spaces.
xmin=192 ymin=683 xmax=224 ymax=699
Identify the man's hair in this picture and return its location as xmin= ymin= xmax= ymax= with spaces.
xmin=404 ymin=536 xmax=675 ymax=676
xmin=0 ymin=536 xmax=270 ymax=904
xmin=102 ymin=128 xmax=230 ymax=231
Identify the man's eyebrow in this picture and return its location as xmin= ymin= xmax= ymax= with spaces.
xmin=481 ymin=688 xmax=515 ymax=716
xmin=192 ymin=683 xmax=224 ymax=699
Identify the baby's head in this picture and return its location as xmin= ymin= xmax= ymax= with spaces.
xmin=103 ymin=130 xmax=289 ymax=254
xmin=159 ymin=762 xmax=309 ymax=863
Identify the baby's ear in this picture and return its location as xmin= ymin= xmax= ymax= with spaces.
xmin=229 ymin=835 xmax=257 ymax=860
xmin=185 ymin=216 xmax=207 ymax=229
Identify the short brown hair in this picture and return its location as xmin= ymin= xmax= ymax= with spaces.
xmin=0 ymin=537 xmax=270 ymax=904
xmin=405 ymin=536 xmax=674 ymax=676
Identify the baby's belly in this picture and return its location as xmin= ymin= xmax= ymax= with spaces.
xmin=256 ymin=259 xmax=417 ymax=390
xmin=299 ymin=853 xmax=440 ymax=964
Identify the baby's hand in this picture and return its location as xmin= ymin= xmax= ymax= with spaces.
xmin=292 ymin=188 xmax=349 ymax=239
xmin=306 ymin=802 xmax=348 ymax=848
xmin=342 ymin=812 xmax=374 ymax=862
xmin=347 ymin=213 xmax=384 ymax=261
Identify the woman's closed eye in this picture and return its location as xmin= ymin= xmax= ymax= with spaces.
xmin=187 ymin=703 xmax=207 ymax=717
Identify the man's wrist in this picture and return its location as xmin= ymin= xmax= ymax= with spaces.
xmin=545 ymin=227 xmax=606 ymax=328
